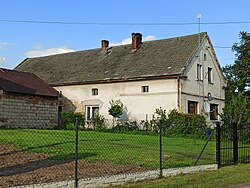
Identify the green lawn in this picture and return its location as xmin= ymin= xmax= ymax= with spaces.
xmin=0 ymin=129 xmax=216 ymax=169
xmin=113 ymin=163 xmax=250 ymax=188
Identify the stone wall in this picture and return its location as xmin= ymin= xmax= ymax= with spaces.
xmin=0 ymin=90 xmax=58 ymax=129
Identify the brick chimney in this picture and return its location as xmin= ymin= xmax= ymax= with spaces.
xmin=101 ymin=40 xmax=109 ymax=51
xmin=131 ymin=33 xmax=142 ymax=49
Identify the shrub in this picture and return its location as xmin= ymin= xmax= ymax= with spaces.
xmin=91 ymin=115 xmax=107 ymax=130
xmin=58 ymin=111 xmax=85 ymax=130
xmin=167 ymin=109 xmax=207 ymax=139
xmin=111 ymin=120 xmax=140 ymax=133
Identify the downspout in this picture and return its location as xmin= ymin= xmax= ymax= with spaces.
xmin=177 ymin=76 xmax=181 ymax=112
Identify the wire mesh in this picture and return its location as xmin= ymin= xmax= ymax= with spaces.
xmin=0 ymin=119 xmax=220 ymax=187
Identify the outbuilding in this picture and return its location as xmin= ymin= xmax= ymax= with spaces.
xmin=0 ymin=68 xmax=59 ymax=128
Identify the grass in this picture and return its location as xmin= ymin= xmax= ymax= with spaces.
xmin=0 ymin=129 xmax=216 ymax=169
xmin=112 ymin=163 xmax=250 ymax=188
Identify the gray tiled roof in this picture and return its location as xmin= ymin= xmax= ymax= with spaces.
xmin=15 ymin=32 xmax=207 ymax=86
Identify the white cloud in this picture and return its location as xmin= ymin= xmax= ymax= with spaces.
xmin=110 ymin=35 xmax=156 ymax=46
xmin=25 ymin=46 xmax=75 ymax=58
xmin=0 ymin=56 xmax=6 ymax=64
xmin=143 ymin=35 xmax=157 ymax=42
xmin=0 ymin=42 xmax=11 ymax=50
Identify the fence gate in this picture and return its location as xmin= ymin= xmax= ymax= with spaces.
xmin=216 ymin=122 xmax=250 ymax=167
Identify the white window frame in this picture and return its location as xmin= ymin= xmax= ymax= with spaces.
xmin=197 ymin=64 xmax=203 ymax=81
xmin=85 ymin=105 xmax=99 ymax=121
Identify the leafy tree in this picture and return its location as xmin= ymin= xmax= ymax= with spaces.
xmin=108 ymin=99 xmax=124 ymax=126
xmin=223 ymin=31 xmax=250 ymax=96
xmin=222 ymin=31 xmax=250 ymax=126
xmin=220 ymin=93 xmax=249 ymax=126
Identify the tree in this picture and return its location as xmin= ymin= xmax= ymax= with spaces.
xmin=220 ymin=93 xmax=249 ymax=126
xmin=108 ymin=99 xmax=124 ymax=126
xmin=223 ymin=31 xmax=250 ymax=96
xmin=221 ymin=31 xmax=250 ymax=126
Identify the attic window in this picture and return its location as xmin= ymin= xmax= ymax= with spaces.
xmin=208 ymin=67 xmax=213 ymax=84
xmin=204 ymin=53 xmax=207 ymax=61
xmin=197 ymin=64 xmax=203 ymax=81
xmin=92 ymin=88 xmax=98 ymax=96
xmin=141 ymin=86 xmax=149 ymax=93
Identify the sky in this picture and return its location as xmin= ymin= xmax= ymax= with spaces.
xmin=1 ymin=0 xmax=250 ymax=69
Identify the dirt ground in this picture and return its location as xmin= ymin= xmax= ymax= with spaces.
xmin=0 ymin=144 xmax=151 ymax=187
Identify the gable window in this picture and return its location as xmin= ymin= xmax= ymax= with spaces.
xmin=208 ymin=67 xmax=213 ymax=84
xmin=210 ymin=104 xmax=218 ymax=120
xmin=204 ymin=53 xmax=207 ymax=61
xmin=188 ymin=101 xmax=198 ymax=114
xmin=197 ymin=64 xmax=203 ymax=81
xmin=92 ymin=88 xmax=98 ymax=95
xmin=141 ymin=86 xmax=149 ymax=93
xmin=86 ymin=105 xmax=99 ymax=121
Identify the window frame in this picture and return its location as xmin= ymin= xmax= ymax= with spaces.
xmin=92 ymin=88 xmax=98 ymax=96
xmin=208 ymin=67 xmax=213 ymax=84
xmin=188 ymin=100 xmax=198 ymax=114
xmin=141 ymin=85 xmax=149 ymax=93
xmin=197 ymin=64 xmax=203 ymax=81
xmin=204 ymin=53 xmax=207 ymax=61
xmin=85 ymin=105 xmax=99 ymax=121
xmin=210 ymin=104 xmax=218 ymax=120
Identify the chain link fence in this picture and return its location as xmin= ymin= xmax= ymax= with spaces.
xmin=0 ymin=116 xmax=217 ymax=187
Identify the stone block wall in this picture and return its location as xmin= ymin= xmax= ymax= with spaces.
xmin=0 ymin=90 xmax=58 ymax=129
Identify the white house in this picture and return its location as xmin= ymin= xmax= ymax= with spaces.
xmin=16 ymin=32 xmax=226 ymax=125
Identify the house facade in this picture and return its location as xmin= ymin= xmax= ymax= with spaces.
xmin=16 ymin=32 xmax=226 ymax=125
xmin=0 ymin=69 xmax=59 ymax=128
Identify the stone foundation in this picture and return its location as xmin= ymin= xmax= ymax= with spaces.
xmin=14 ymin=164 xmax=218 ymax=188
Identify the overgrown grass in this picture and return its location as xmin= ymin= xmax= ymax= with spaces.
xmin=0 ymin=129 xmax=216 ymax=169
xmin=113 ymin=163 xmax=250 ymax=188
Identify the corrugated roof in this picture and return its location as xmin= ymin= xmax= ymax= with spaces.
xmin=0 ymin=69 xmax=59 ymax=97
xmin=15 ymin=32 xmax=207 ymax=86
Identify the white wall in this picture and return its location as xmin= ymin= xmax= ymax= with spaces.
xmin=54 ymin=37 xmax=226 ymax=125
xmin=181 ymin=37 xmax=226 ymax=123
xmin=55 ymin=79 xmax=178 ymax=122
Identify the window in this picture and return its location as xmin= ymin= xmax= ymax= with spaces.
xmin=92 ymin=88 xmax=98 ymax=95
xmin=210 ymin=104 xmax=218 ymax=120
xmin=86 ymin=106 xmax=99 ymax=121
xmin=208 ymin=67 xmax=213 ymax=84
xmin=141 ymin=86 xmax=149 ymax=93
xmin=204 ymin=53 xmax=207 ymax=61
xmin=58 ymin=106 xmax=63 ymax=113
xmin=188 ymin=101 xmax=198 ymax=114
xmin=197 ymin=64 xmax=203 ymax=81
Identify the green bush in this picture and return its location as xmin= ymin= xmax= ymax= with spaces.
xmin=58 ymin=111 xmax=85 ymax=130
xmin=91 ymin=115 xmax=107 ymax=130
xmin=111 ymin=120 xmax=140 ymax=133
xmin=167 ymin=109 xmax=207 ymax=139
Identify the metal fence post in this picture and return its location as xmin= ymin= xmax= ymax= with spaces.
xmin=233 ymin=123 xmax=238 ymax=164
xmin=216 ymin=122 xmax=221 ymax=168
xmin=75 ymin=117 xmax=79 ymax=188
xmin=159 ymin=120 xmax=163 ymax=178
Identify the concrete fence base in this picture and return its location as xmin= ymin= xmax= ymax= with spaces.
xmin=14 ymin=164 xmax=218 ymax=188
